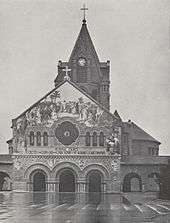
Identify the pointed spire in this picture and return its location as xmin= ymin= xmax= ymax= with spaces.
xmin=81 ymin=4 xmax=88 ymax=24
xmin=69 ymin=13 xmax=99 ymax=64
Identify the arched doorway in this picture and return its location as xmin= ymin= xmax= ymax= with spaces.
xmin=59 ymin=169 xmax=76 ymax=192
xmin=58 ymin=169 xmax=76 ymax=204
xmin=123 ymin=173 xmax=142 ymax=192
xmin=148 ymin=172 xmax=160 ymax=191
xmin=31 ymin=170 xmax=47 ymax=191
xmin=0 ymin=172 xmax=11 ymax=191
xmin=87 ymin=170 xmax=103 ymax=204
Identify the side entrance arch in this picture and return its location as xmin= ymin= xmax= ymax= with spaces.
xmin=123 ymin=172 xmax=142 ymax=192
xmin=0 ymin=172 xmax=12 ymax=191
xmin=86 ymin=170 xmax=104 ymax=204
xmin=30 ymin=169 xmax=47 ymax=191
xmin=25 ymin=164 xmax=51 ymax=191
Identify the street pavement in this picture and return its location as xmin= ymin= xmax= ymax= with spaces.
xmin=0 ymin=192 xmax=170 ymax=223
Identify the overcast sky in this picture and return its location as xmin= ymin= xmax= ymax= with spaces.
xmin=0 ymin=0 xmax=169 ymax=154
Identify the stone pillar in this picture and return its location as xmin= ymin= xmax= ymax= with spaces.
xmin=26 ymin=181 xmax=33 ymax=191
xmin=110 ymin=155 xmax=121 ymax=193
xmin=77 ymin=179 xmax=86 ymax=205
xmin=46 ymin=181 xmax=56 ymax=192
xmin=103 ymin=182 xmax=107 ymax=193
xmin=55 ymin=180 xmax=59 ymax=192
xmin=45 ymin=182 xmax=49 ymax=191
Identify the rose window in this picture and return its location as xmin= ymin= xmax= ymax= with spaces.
xmin=55 ymin=121 xmax=79 ymax=145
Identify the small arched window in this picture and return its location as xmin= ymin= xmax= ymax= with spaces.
xmin=92 ymin=132 xmax=97 ymax=146
xmin=85 ymin=132 xmax=91 ymax=146
xmin=36 ymin=132 xmax=41 ymax=146
xmin=43 ymin=132 xmax=48 ymax=146
xmin=99 ymin=132 xmax=104 ymax=146
xmin=29 ymin=131 xmax=34 ymax=146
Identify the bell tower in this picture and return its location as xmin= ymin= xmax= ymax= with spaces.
xmin=54 ymin=7 xmax=110 ymax=110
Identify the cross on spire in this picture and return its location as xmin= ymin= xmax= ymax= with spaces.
xmin=63 ymin=66 xmax=71 ymax=81
xmin=81 ymin=4 xmax=88 ymax=23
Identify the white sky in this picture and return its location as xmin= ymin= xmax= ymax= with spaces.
xmin=0 ymin=0 xmax=169 ymax=154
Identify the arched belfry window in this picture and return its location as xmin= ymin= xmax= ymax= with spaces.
xmin=85 ymin=132 xmax=91 ymax=146
xmin=36 ymin=132 xmax=41 ymax=146
xmin=29 ymin=131 xmax=34 ymax=146
xmin=43 ymin=132 xmax=48 ymax=146
xmin=99 ymin=132 xmax=104 ymax=146
xmin=92 ymin=132 xmax=97 ymax=146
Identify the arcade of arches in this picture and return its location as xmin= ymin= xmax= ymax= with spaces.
xmin=25 ymin=163 xmax=160 ymax=194
xmin=122 ymin=172 xmax=160 ymax=192
xmin=26 ymin=163 xmax=107 ymax=194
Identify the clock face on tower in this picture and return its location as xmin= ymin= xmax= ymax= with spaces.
xmin=78 ymin=57 xmax=86 ymax=66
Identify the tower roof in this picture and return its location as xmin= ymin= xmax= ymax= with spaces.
xmin=69 ymin=20 xmax=100 ymax=67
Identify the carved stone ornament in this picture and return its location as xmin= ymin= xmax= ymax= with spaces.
xmin=106 ymin=132 xmax=120 ymax=155
xmin=14 ymin=161 xmax=21 ymax=170
xmin=78 ymin=159 xmax=86 ymax=170
xmin=47 ymin=159 xmax=54 ymax=168
xmin=111 ymin=160 xmax=119 ymax=172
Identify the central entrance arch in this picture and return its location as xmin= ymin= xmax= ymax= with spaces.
xmin=31 ymin=170 xmax=47 ymax=191
xmin=86 ymin=170 xmax=103 ymax=204
xmin=58 ymin=168 xmax=77 ymax=204
xmin=59 ymin=169 xmax=76 ymax=192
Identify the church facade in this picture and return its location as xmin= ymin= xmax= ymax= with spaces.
xmin=2 ymin=17 xmax=168 ymax=196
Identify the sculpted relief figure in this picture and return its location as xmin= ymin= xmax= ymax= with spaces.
xmin=106 ymin=130 xmax=120 ymax=155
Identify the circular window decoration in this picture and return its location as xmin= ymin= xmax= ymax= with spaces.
xmin=55 ymin=121 xmax=79 ymax=145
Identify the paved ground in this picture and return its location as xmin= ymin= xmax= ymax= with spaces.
xmin=0 ymin=192 xmax=170 ymax=223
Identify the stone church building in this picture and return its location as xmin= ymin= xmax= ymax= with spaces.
xmin=0 ymin=16 xmax=168 ymax=196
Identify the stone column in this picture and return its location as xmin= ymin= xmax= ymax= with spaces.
xmin=55 ymin=180 xmax=59 ymax=192
xmin=45 ymin=182 xmax=49 ymax=191
xmin=77 ymin=179 xmax=86 ymax=205
xmin=47 ymin=181 xmax=56 ymax=192
xmin=110 ymin=155 xmax=121 ymax=192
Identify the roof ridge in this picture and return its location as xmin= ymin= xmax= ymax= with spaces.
xmin=132 ymin=122 xmax=160 ymax=144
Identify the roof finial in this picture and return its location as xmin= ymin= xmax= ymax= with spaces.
xmin=63 ymin=66 xmax=71 ymax=81
xmin=81 ymin=3 xmax=88 ymax=24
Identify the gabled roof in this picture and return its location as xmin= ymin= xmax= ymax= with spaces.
xmin=124 ymin=121 xmax=161 ymax=144
xmin=14 ymin=79 xmax=118 ymax=122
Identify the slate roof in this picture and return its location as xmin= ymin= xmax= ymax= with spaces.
xmin=69 ymin=20 xmax=99 ymax=63
xmin=68 ymin=20 xmax=102 ymax=80
xmin=124 ymin=121 xmax=160 ymax=144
